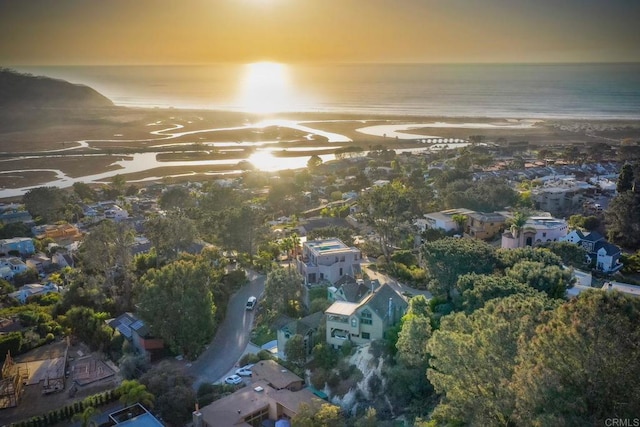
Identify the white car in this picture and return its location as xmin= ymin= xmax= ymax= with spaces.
xmin=235 ymin=364 xmax=254 ymax=377
xmin=225 ymin=374 xmax=243 ymax=385
xmin=246 ymin=296 xmax=257 ymax=310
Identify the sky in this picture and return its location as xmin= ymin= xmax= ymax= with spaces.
xmin=1 ymin=0 xmax=639 ymax=65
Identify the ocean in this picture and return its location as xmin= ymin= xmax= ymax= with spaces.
xmin=12 ymin=62 xmax=640 ymax=120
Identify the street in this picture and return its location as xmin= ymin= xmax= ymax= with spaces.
xmin=187 ymin=270 xmax=265 ymax=389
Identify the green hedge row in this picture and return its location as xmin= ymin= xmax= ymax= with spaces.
xmin=10 ymin=388 xmax=119 ymax=427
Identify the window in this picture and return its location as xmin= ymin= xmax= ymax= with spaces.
xmin=360 ymin=310 xmax=373 ymax=325
xmin=351 ymin=317 xmax=357 ymax=327
xmin=542 ymin=232 xmax=547 ymax=237
xmin=362 ymin=332 xmax=370 ymax=340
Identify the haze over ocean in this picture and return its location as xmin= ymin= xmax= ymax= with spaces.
xmin=14 ymin=63 xmax=640 ymax=120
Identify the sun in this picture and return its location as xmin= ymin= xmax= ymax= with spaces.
xmin=236 ymin=62 xmax=294 ymax=114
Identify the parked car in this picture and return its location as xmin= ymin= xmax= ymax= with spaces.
xmin=235 ymin=364 xmax=254 ymax=377
xmin=246 ymin=296 xmax=257 ymax=310
xmin=225 ymin=374 xmax=243 ymax=385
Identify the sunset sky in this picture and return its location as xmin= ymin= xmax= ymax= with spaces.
xmin=1 ymin=0 xmax=639 ymax=65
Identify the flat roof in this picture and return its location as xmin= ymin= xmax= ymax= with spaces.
xmin=326 ymin=301 xmax=359 ymax=316
xmin=305 ymin=238 xmax=350 ymax=254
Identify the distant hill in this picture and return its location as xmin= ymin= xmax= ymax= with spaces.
xmin=0 ymin=68 xmax=115 ymax=132
xmin=0 ymin=68 xmax=113 ymax=110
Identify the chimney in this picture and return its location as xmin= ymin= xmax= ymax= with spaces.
xmin=192 ymin=409 xmax=203 ymax=427
xmin=388 ymin=297 xmax=393 ymax=323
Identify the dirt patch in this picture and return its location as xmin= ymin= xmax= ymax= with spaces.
xmin=0 ymin=342 xmax=119 ymax=426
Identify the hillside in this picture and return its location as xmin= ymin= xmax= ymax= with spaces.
xmin=0 ymin=68 xmax=115 ymax=132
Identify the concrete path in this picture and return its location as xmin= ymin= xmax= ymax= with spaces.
xmin=363 ymin=263 xmax=433 ymax=300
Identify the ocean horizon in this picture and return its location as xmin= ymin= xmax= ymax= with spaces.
xmin=11 ymin=62 xmax=640 ymax=120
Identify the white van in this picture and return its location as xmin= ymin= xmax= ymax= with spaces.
xmin=246 ymin=296 xmax=257 ymax=310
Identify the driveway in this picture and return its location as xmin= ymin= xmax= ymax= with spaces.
xmin=363 ymin=264 xmax=433 ymax=300
xmin=187 ymin=270 xmax=265 ymax=389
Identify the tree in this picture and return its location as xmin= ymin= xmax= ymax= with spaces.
xmin=138 ymin=260 xmax=217 ymax=358
xmin=422 ymin=237 xmax=496 ymax=301
xmin=221 ymin=205 xmax=267 ymax=260
xmin=116 ymin=379 xmax=155 ymax=408
xmin=145 ymin=213 xmax=198 ymax=263
xmin=543 ymin=241 xmax=588 ymax=268
xmin=512 ymin=291 xmax=640 ymax=425
xmin=605 ymin=190 xmax=640 ymax=249
xmin=506 ymin=261 xmax=573 ymax=299
xmin=140 ymin=360 xmax=196 ymax=425
xmin=358 ymin=181 xmax=413 ymax=261
xmin=427 ymin=294 xmax=557 ymax=426
xmin=263 ymin=267 xmax=302 ymax=318
xmin=79 ymin=220 xmax=135 ymax=311
xmin=110 ymin=174 xmax=127 ymax=196
xmin=285 ymin=334 xmax=307 ymax=368
xmin=396 ymin=295 xmax=432 ymax=368
xmin=495 ymin=246 xmax=562 ymax=270
xmin=307 ymin=154 xmax=323 ymax=169
xmin=159 ymin=186 xmax=194 ymax=211
xmin=451 ymin=214 xmax=467 ymax=234
xmin=71 ymin=406 xmax=97 ymax=427
xmin=307 ymin=226 xmax=355 ymax=247
xmin=23 ymin=186 xmax=67 ymax=223
xmin=292 ymin=401 xmax=345 ymax=427
xmin=72 ymin=182 xmax=97 ymax=202
xmin=618 ymin=163 xmax=635 ymax=193
xmin=354 ymin=407 xmax=378 ymax=427
xmin=456 ymin=273 xmax=540 ymax=313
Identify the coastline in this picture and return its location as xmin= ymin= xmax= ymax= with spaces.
xmin=0 ymin=106 xmax=639 ymax=200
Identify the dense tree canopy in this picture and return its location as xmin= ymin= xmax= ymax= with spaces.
xmin=605 ymin=190 xmax=640 ymax=249
xmin=427 ymin=294 xmax=558 ymax=426
xmin=138 ymin=260 xmax=217 ymax=358
xmin=23 ymin=186 xmax=68 ymax=223
xmin=506 ymin=261 xmax=573 ymax=299
xmin=512 ymin=291 xmax=640 ymax=425
xmin=422 ymin=237 xmax=497 ymax=301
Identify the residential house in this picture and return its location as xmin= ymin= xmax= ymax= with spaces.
xmin=325 ymin=283 xmax=408 ymax=349
xmin=9 ymin=283 xmax=59 ymax=304
xmin=194 ymin=378 xmax=319 ymax=427
xmin=107 ymin=313 xmax=164 ymax=361
xmin=327 ymin=276 xmax=377 ymax=303
xmin=297 ymin=238 xmax=362 ymax=285
xmin=0 ymin=257 xmax=28 ymax=280
xmin=465 ymin=212 xmax=507 ymax=240
xmin=422 ymin=208 xmax=475 ymax=233
xmin=276 ymin=312 xmax=324 ymax=361
xmin=501 ymin=216 xmax=569 ymax=249
xmin=251 ymin=360 xmax=305 ymax=392
xmin=51 ymin=251 xmax=74 ymax=268
xmin=25 ymin=253 xmax=51 ymax=272
xmin=0 ymin=238 xmax=35 ymax=256
xmin=36 ymin=224 xmax=82 ymax=243
xmin=0 ymin=209 xmax=33 ymax=226
xmin=104 ymin=205 xmax=129 ymax=221
xmin=560 ymin=231 xmax=623 ymax=273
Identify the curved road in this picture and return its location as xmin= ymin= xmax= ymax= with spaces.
xmin=187 ymin=270 xmax=265 ymax=389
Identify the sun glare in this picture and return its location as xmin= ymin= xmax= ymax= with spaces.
xmin=236 ymin=62 xmax=295 ymax=114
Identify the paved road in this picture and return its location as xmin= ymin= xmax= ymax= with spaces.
xmin=187 ymin=270 xmax=265 ymax=389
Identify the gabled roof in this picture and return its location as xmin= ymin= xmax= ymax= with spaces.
xmin=363 ymin=284 xmax=408 ymax=322
xmin=596 ymin=241 xmax=621 ymax=256
xmin=338 ymin=280 xmax=371 ymax=303
xmin=582 ymin=231 xmax=604 ymax=242
xmin=568 ymin=229 xmax=586 ymax=239
xmin=281 ymin=312 xmax=324 ymax=336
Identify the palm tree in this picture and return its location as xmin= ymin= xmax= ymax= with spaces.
xmin=116 ymin=379 xmax=155 ymax=409
xmin=451 ymin=214 xmax=467 ymax=234
xmin=72 ymin=406 xmax=98 ymax=427
xmin=509 ymin=211 xmax=529 ymax=245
